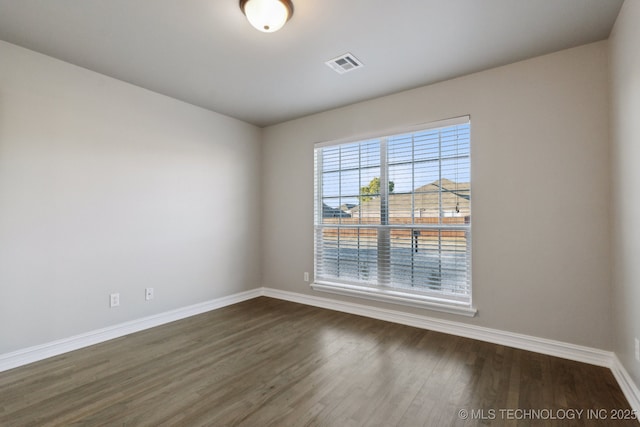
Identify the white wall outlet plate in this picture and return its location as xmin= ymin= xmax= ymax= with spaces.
xmin=110 ymin=293 xmax=120 ymax=308
xmin=635 ymin=338 xmax=639 ymax=362
xmin=145 ymin=287 xmax=154 ymax=301
xmin=304 ymin=272 xmax=309 ymax=282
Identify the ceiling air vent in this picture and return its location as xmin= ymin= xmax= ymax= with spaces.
xmin=325 ymin=53 xmax=363 ymax=74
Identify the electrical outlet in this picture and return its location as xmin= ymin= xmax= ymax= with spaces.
xmin=145 ymin=287 xmax=154 ymax=301
xmin=304 ymin=272 xmax=309 ymax=282
xmin=635 ymin=338 xmax=639 ymax=362
xmin=110 ymin=293 xmax=120 ymax=308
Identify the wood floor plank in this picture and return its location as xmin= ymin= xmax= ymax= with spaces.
xmin=0 ymin=297 xmax=637 ymax=426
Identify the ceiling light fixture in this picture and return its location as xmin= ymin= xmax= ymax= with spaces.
xmin=239 ymin=0 xmax=294 ymax=33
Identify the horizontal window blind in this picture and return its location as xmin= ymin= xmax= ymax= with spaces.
xmin=314 ymin=117 xmax=471 ymax=306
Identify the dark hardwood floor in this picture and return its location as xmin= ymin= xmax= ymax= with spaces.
xmin=0 ymin=297 xmax=636 ymax=426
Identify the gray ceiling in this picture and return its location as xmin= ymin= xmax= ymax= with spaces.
xmin=0 ymin=0 xmax=624 ymax=127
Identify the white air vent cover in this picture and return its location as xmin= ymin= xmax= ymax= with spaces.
xmin=325 ymin=53 xmax=363 ymax=74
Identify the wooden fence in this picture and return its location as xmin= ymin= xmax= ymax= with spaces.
xmin=320 ymin=217 xmax=470 ymax=239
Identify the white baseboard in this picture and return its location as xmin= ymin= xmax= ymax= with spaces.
xmin=262 ymin=287 xmax=613 ymax=367
xmin=611 ymin=355 xmax=640 ymax=412
xmin=0 ymin=288 xmax=261 ymax=373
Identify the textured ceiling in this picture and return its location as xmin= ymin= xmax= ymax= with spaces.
xmin=0 ymin=0 xmax=624 ymax=127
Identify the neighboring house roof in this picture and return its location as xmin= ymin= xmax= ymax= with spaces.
xmin=323 ymin=203 xmax=352 ymax=218
xmin=350 ymin=179 xmax=470 ymax=217
xmin=340 ymin=203 xmax=358 ymax=212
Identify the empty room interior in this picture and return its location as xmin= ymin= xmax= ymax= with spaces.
xmin=1 ymin=0 xmax=640 ymax=425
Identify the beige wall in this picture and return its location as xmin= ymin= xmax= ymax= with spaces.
xmin=0 ymin=41 xmax=262 ymax=354
xmin=262 ymin=41 xmax=612 ymax=349
xmin=610 ymin=0 xmax=640 ymax=386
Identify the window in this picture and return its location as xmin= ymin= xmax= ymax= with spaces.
xmin=313 ymin=116 xmax=474 ymax=316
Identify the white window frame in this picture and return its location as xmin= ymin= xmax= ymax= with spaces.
xmin=312 ymin=116 xmax=476 ymax=317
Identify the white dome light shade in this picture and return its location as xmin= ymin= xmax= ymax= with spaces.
xmin=240 ymin=0 xmax=293 ymax=33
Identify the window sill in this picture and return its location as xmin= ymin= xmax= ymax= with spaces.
xmin=311 ymin=282 xmax=477 ymax=317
